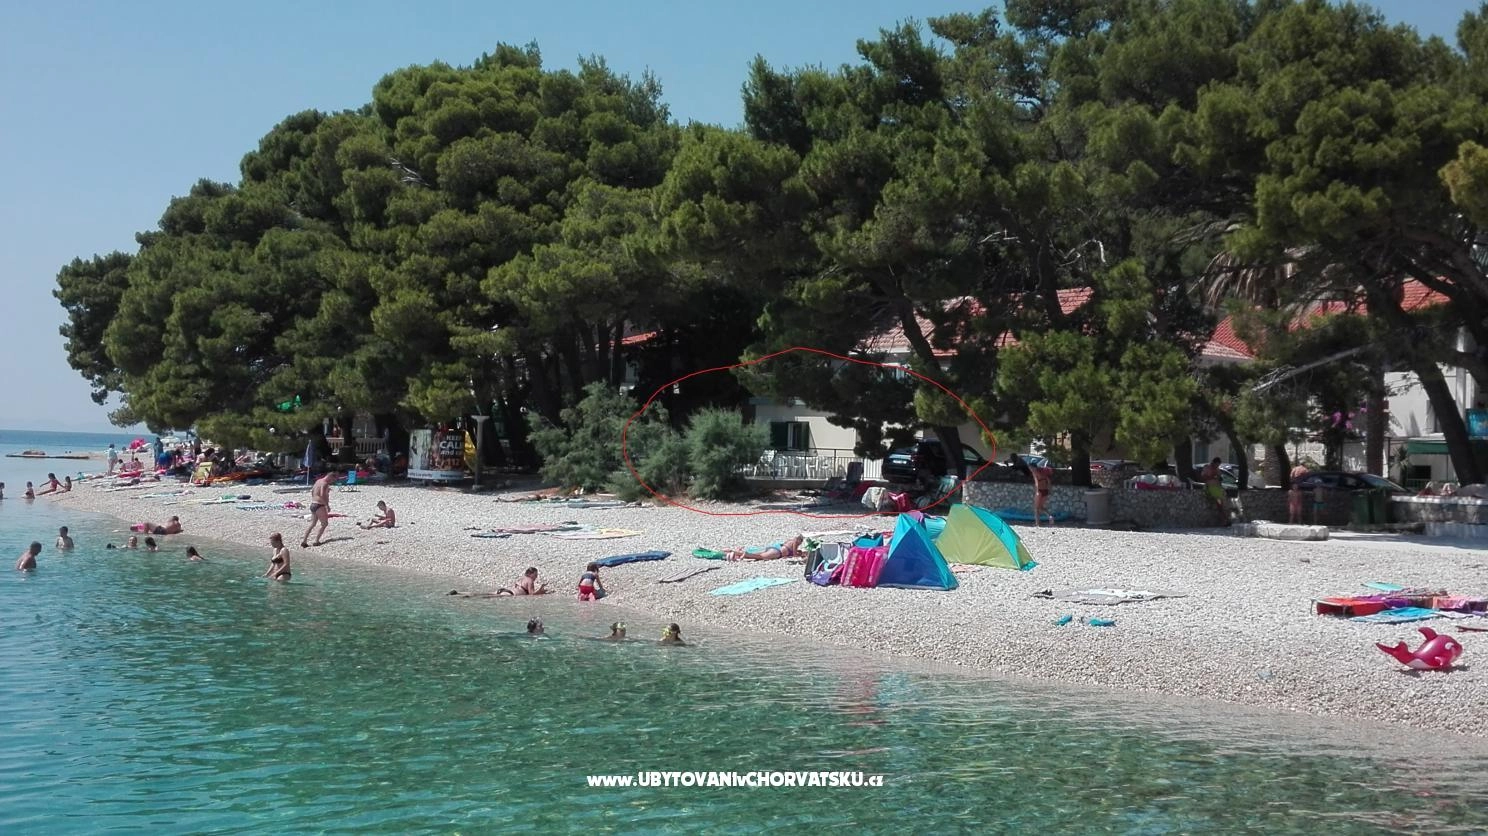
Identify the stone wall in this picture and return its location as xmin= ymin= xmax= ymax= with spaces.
xmin=962 ymin=482 xmax=1227 ymax=528
xmin=1233 ymin=488 xmax=1353 ymax=527
xmin=960 ymin=482 xmax=1371 ymax=529
xmin=1390 ymin=496 xmax=1488 ymax=524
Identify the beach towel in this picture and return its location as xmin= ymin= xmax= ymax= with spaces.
xmin=470 ymin=531 xmax=512 ymax=539
xmin=658 ymin=566 xmax=720 ymax=584
xmin=1032 ymin=588 xmax=1188 ymax=605
xmin=557 ymin=499 xmax=630 ymax=509
xmin=234 ymin=503 xmax=281 ymax=511
xmin=708 ymin=577 xmax=797 ymax=596
xmin=546 ymin=528 xmax=642 ymax=541
xmin=1364 ymin=582 xmax=1406 ymax=592
xmin=1350 ymin=607 xmax=1441 ymax=624
xmin=692 ymin=548 xmax=728 ymax=560
xmin=467 ymin=523 xmax=581 ymax=535
xmin=594 ymin=551 xmax=670 ymax=567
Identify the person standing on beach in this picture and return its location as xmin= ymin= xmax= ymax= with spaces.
xmin=1031 ymin=465 xmax=1052 ymax=527
xmin=301 ymin=472 xmax=332 ymax=548
xmin=107 ymin=443 xmax=119 ymax=475
xmin=17 ymin=542 xmax=41 ymax=571
xmin=1200 ymin=458 xmax=1229 ymax=525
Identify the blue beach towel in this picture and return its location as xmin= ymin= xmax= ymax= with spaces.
xmin=1363 ymin=582 xmax=1406 ymax=592
xmin=708 ymin=577 xmax=796 ymax=596
xmin=1350 ymin=607 xmax=1440 ymax=624
xmin=594 ymin=551 xmax=671 ymax=567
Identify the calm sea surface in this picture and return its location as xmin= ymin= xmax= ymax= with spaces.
xmin=4 ymin=431 xmax=1488 ymax=832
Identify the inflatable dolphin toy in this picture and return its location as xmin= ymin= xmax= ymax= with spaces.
xmin=1376 ymin=627 xmax=1464 ymax=671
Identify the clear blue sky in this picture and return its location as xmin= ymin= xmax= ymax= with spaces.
xmin=0 ymin=0 xmax=1473 ymax=432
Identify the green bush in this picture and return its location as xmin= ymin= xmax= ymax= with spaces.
xmin=529 ymin=382 xmax=668 ymax=492
xmin=529 ymin=383 xmax=762 ymax=500
xmin=684 ymin=407 xmax=767 ymax=499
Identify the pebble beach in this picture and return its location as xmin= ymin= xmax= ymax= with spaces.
xmin=53 ymin=476 xmax=1488 ymax=738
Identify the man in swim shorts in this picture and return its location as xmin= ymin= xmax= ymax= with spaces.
xmin=1200 ymin=458 xmax=1229 ymax=525
xmin=301 ymin=472 xmax=333 ymax=548
xmin=357 ymin=500 xmax=396 ymax=529
xmin=17 ymin=542 xmax=41 ymax=571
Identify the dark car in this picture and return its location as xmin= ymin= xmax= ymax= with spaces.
xmin=883 ymin=439 xmax=988 ymax=484
xmin=1293 ymin=471 xmax=1409 ymax=494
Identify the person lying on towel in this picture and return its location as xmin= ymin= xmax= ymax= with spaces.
xmin=726 ymin=534 xmax=804 ymax=561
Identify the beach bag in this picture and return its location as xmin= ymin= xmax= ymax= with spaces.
xmin=861 ymin=486 xmax=886 ymax=511
xmin=841 ymin=545 xmax=888 ymax=588
xmin=806 ymin=542 xmax=845 ymax=583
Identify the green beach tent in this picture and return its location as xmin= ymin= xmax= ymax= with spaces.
xmin=936 ymin=504 xmax=1037 ymax=571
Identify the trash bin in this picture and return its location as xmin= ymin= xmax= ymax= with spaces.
xmin=1350 ymin=490 xmax=1373 ymax=526
xmin=1085 ymin=488 xmax=1112 ymax=526
xmin=1370 ymin=488 xmax=1391 ymax=524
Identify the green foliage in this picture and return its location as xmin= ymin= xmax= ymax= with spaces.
xmin=682 ymin=408 xmax=768 ymax=499
xmin=528 ymin=382 xmax=657 ymax=492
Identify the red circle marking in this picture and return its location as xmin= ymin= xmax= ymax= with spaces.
xmin=620 ymin=346 xmax=997 ymax=518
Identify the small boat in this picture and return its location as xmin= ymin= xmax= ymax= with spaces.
xmin=4 ymin=450 xmax=91 ymax=460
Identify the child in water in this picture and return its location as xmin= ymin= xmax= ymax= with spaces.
xmin=602 ymin=622 xmax=627 ymax=641
xmin=526 ymin=617 xmax=545 ymax=636
xmin=660 ymin=624 xmax=685 ymax=646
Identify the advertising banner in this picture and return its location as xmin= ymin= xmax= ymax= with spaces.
xmin=408 ymin=428 xmax=467 ymax=482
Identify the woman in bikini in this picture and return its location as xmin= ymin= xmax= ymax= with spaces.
xmin=726 ymin=534 xmax=805 ymax=561
xmin=497 ymin=567 xmax=549 ymax=596
xmin=265 ymin=533 xmax=292 ymax=581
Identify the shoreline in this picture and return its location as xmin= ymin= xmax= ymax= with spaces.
xmin=54 ymin=476 xmax=1488 ymax=737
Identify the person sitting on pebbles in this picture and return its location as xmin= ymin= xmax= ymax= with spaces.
xmin=726 ymin=534 xmax=805 ymax=562
xmin=357 ymin=500 xmax=396 ymax=530
xmin=577 ymin=563 xmax=607 ymax=601
xmin=132 ymin=516 xmax=183 ymax=536
xmin=497 ymin=567 xmax=550 ymax=596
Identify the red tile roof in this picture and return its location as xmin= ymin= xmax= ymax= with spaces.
xmin=1208 ymin=278 xmax=1450 ymax=360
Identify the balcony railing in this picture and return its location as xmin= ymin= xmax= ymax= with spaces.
xmin=740 ymin=448 xmax=883 ymax=481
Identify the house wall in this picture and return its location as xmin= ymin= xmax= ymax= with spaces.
xmin=750 ymin=402 xmax=857 ymax=452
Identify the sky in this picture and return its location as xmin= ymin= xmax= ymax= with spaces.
xmin=0 ymin=0 xmax=1475 ymax=433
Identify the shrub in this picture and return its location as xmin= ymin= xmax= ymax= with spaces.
xmin=684 ymin=408 xmax=767 ymax=499
xmin=529 ymin=382 xmax=669 ymax=492
xmin=609 ymin=413 xmax=687 ymax=500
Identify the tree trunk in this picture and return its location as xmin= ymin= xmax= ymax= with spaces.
xmin=1412 ymin=358 xmax=1483 ymax=484
xmin=930 ymin=424 xmax=966 ymax=478
xmin=610 ymin=321 xmax=626 ymax=388
xmin=1271 ymin=444 xmax=1292 ymax=489
xmin=522 ymin=351 xmax=561 ymax=425
xmin=1173 ymin=437 xmax=1194 ymax=483
xmin=1365 ymin=368 xmax=1386 ymax=476
xmin=1071 ymin=433 xmax=1092 ymax=487
xmin=1224 ymin=428 xmax=1249 ymax=490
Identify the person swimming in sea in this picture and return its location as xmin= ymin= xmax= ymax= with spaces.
xmin=144 ymin=537 xmax=159 ymax=552
xmin=132 ymin=516 xmax=182 ymax=536
xmin=265 ymin=533 xmax=291 ymax=581
xmin=124 ymin=535 xmax=138 ymax=550
xmin=526 ymin=617 xmax=545 ymax=637
xmin=186 ymin=546 xmax=205 ymax=562
xmin=0 ymin=482 xmax=6 ymax=500
xmin=55 ymin=526 xmax=74 ymax=550
xmin=16 ymin=542 xmax=41 ymax=571
xmin=601 ymin=622 xmax=628 ymax=641
xmin=660 ymin=623 xmax=685 ymax=646
xmin=24 ymin=482 xmax=36 ymax=500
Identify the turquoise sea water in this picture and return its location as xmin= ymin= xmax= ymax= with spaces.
xmin=5 ymin=441 xmax=1488 ymax=831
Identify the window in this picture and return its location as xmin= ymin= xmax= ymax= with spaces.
xmin=769 ymin=421 xmax=811 ymax=451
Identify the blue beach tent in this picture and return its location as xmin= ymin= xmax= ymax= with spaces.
xmin=878 ymin=514 xmax=959 ymax=590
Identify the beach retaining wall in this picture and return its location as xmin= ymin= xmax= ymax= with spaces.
xmin=1390 ymin=495 xmax=1488 ymax=524
xmin=961 ymin=483 xmax=1362 ymax=529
